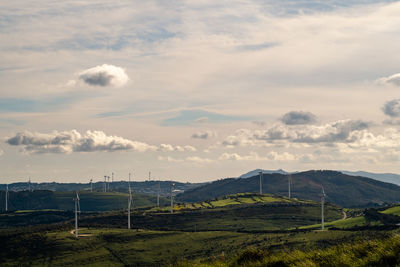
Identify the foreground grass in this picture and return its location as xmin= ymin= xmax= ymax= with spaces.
xmin=175 ymin=232 xmax=400 ymax=267
xmin=1 ymin=227 xmax=391 ymax=266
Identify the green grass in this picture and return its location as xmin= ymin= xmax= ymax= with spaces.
xmin=381 ymin=205 xmax=400 ymax=216
xmin=78 ymin=200 xmax=343 ymax=232
xmin=151 ymin=193 xmax=315 ymax=213
xmin=175 ymin=232 xmax=400 ymax=267
xmin=1 ymin=190 xmax=170 ymax=212
xmin=1 ymin=227 xmax=392 ymax=266
xmin=299 ymin=216 xmax=385 ymax=230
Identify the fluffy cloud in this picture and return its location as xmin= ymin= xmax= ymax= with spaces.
xmin=191 ymin=131 xmax=216 ymax=140
xmin=6 ymin=130 xmax=155 ymax=154
xmin=219 ymin=151 xmax=295 ymax=161
xmin=186 ymin=156 xmax=213 ymax=164
xmin=383 ymin=119 xmax=400 ymax=125
xmin=158 ymin=144 xmax=197 ymax=152
xmin=382 ymin=99 xmax=400 ymax=118
xmin=78 ymin=64 xmax=129 ymax=87
xmin=281 ymin=111 xmax=317 ymax=125
xmin=377 ymin=73 xmax=400 ymax=86
xmin=158 ymin=155 xmax=213 ymax=164
xmin=256 ymin=120 xmax=369 ymax=143
xmin=223 ymin=119 xmax=370 ymax=148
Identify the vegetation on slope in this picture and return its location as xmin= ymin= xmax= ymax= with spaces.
xmin=73 ymin=193 xmax=342 ymax=232
xmin=0 ymin=190 xmax=169 ymax=212
xmin=175 ymin=233 xmax=400 ymax=267
xmin=177 ymin=170 xmax=400 ymax=207
xmin=0 ymin=227 xmax=394 ymax=266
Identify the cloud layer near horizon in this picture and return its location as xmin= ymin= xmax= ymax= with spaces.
xmin=6 ymin=130 xmax=195 ymax=154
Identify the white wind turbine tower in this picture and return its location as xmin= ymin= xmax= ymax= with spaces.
xmin=170 ymin=182 xmax=175 ymax=214
xmin=28 ymin=178 xmax=31 ymax=192
xmin=321 ymin=185 xmax=326 ymax=231
xmin=74 ymin=191 xmax=81 ymax=238
xmin=288 ymin=175 xmax=292 ymax=199
xmin=259 ymin=171 xmax=263 ymax=195
xmin=157 ymin=182 xmax=160 ymax=207
xmin=128 ymin=172 xmax=133 ymax=229
xmin=5 ymin=184 xmax=9 ymax=211
xmin=104 ymin=176 xmax=107 ymax=192
xmin=149 ymin=171 xmax=151 ymax=181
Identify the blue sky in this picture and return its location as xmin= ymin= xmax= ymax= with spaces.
xmin=1 ymin=0 xmax=400 ymax=182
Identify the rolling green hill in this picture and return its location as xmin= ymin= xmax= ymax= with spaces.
xmin=77 ymin=193 xmax=343 ymax=232
xmin=177 ymin=170 xmax=400 ymax=207
xmin=0 ymin=190 xmax=169 ymax=212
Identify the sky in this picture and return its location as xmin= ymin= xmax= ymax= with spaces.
xmin=1 ymin=0 xmax=400 ymax=183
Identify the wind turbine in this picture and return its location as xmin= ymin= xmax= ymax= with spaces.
xmin=321 ymin=185 xmax=326 ymax=231
xmin=74 ymin=191 xmax=81 ymax=238
xmin=5 ymin=184 xmax=9 ymax=211
xmin=170 ymin=182 xmax=175 ymax=214
xmin=157 ymin=182 xmax=160 ymax=207
xmin=149 ymin=171 xmax=151 ymax=181
xmin=128 ymin=172 xmax=133 ymax=229
xmin=288 ymin=175 xmax=292 ymax=199
xmin=107 ymin=176 xmax=110 ymax=191
xmin=259 ymin=171 xmax=263 ymax=195
xmin=28 ymin=178 xmax=31 ymax=192
xmin=104 ymin=176 xmax=107 ymax=192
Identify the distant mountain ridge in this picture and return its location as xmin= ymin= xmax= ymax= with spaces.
xmin=240 ymin=169 xmax=291 ymax=178
xmin=340 ymin=171 xmax=400 ymax=186
xmin=240 ymin=169 xmax=400 ymax=186
xmin=177 ymin=170 xmax=400 ymax=207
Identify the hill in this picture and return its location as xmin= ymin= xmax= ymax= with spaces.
xmin=0 ymin=180 xmax=202 ymax=195
xmin=77 ymin=192 xmax=343 ymax=232
xmin=0 ymin=190 xmax=169 ymax=212
xmin=239 ymin=169 xmax=290 ymax=178
xmin=177 ymin=170 xmax=400 ymax=207
xmin=341 ymin=170 xmax=400 ymax=186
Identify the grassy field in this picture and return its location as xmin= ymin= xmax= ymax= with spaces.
xmin=381 ymin=205 xmax=400 ymax=216
xmin=2 ymin=193 xmax=397 ymax=266
xmin=76 ymin=193 xmax=343 ymax=232
xmin=150 ymin=193 xmax=314 ymax=212
xmin=299 ymin=216 xmax=375 ymax=230
xmin=0 ymin=192 xmax=344 ymax=231
xmin=0 ymin=227 xmax=394 ymax=266
xmin=0 ymin=190 xmax=169 ymax=212
xmin=175 ymin=231 xmax=400 ymax=267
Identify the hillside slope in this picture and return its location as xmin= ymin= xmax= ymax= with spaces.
xmin=177 ymin=170 xmax=400 ymax=207
xmin=341 ymin=170 xmax=400 ymax=186
xmin=0 ymin=190 xmax=169 ymax=211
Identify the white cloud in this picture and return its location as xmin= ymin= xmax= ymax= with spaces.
xmin=219 ymin=151 xmax=295 ymax=161
xmin=158 ymin=155 xmax=213 ymax=164
xmin=186 ymin=156 xmax=213 ymax=164
xmin=377 ymin=73 xmax=400 ymax=86
xmin=6 ymin=130 xmax=156 ymax=154
xmin=194 ymin=117 xmax=209 ymax=123
xmin=223 ymin=120 xmax=371 ymax=146
xmin=158 ymin=144 xmax=197 ymax=152
xmin=78 ymin=64 xmax=129 ymax=87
